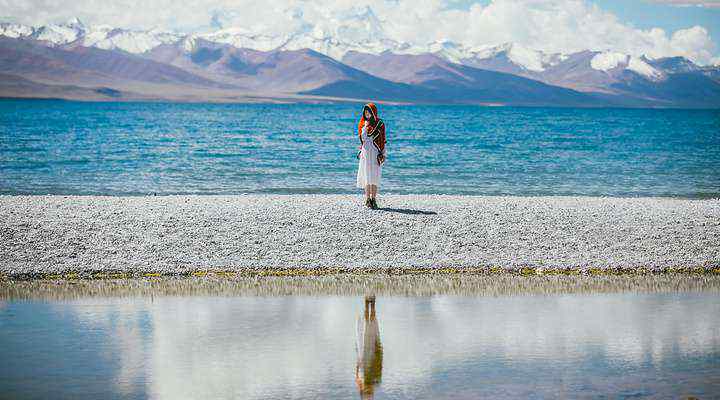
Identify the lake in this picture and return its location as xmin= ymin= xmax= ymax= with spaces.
xmin=1 ymin=100 xmax=718 ymax=197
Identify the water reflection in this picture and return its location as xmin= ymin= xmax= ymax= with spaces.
xmin=356 ymin=296 xmax=382 ymax=399
xmin=0 ymin=291 xmax=719 ymax=399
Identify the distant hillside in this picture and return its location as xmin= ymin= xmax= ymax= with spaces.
xmin=1 ymin=19 xmax=719 ymax=107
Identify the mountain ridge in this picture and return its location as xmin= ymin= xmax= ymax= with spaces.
xmin=1 ymin=18 xmax=719 ymax=107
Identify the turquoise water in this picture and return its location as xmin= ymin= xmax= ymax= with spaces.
xmin=1 ymin=99 xmax=718 ymax=197
xmin=1 ymin=292 xmax=719 ymax=399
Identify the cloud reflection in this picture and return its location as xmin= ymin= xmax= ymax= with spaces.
xmin=49 ymin=292 xmax=720 ymax=399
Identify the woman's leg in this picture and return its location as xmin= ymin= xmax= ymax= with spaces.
xmin=364 ymin=185 xmax=371 ymax=202
xmin=370 ymin=185 xmax=378 ymax=199
xmin=365 ymin=295 xmax=376 ymax=319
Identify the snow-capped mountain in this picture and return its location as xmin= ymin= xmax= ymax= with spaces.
xmin=589 ymin=51 xmax=663 ymax=80
xmin=193 ymin=29 xmax=287 ymax=53
xmin=457 ymin=42 xmax=568 ymax=74
xmin=1 ymin=16 xmax=719 ymax=107
xmin=456 ymin=45 xmax=666 ymax=85
xmin=31 ymin=17 xmax=86 ymax=44
xmin=1 ymin=18 xmax=183 ymax=54
xmin=83 ymin=26 xmax=182 ymax=54
xmin=0 ymin=22 xmax=33 ymax=38
xmin=0 ymin=17 xmax=578 ymax=77
xmin=197 ymin=6 xmax=418 ymax=61
xmin=0 ymin=18 xmax=631 ymax=67
xmin=0 ymin=17 xmax=700 ymax=79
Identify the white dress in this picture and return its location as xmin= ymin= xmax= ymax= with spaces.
xmin=356 ymin=313 xmax=382 ymax=386
xmin=356 ymin=122 xmax=383 ymax=188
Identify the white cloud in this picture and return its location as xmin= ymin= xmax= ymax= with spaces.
xmin=645 ymin=0 xmax=720 ymax=8
xmin=668 ymin=26 xmax=717 ymax=63
xmin=1 ymin=0 xmax=718 ymax=65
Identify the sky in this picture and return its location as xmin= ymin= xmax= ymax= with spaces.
xmin=1 ymin=0 xmax=719 ymax=65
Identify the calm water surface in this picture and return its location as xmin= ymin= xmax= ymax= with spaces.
xmin=1 ymin=292 xmax=719 ymax=399
xmin=1 ymin=100 xmax=718 ymax=197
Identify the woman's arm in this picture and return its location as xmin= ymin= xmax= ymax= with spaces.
xmin=358 ymin=120 xmax=365 ymax=144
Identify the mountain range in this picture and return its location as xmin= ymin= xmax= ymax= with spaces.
xmin=1 ymin=17 xmax=719 ymax=107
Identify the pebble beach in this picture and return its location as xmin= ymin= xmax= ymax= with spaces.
xmin=1 ymin=194 xmax=719 ymax=277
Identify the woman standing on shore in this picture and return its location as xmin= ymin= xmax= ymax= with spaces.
xmin=356 ymin=103 xmax=386 ymax=209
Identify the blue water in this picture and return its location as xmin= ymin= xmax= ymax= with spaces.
xmin=1 ymin=99 xmax=718 ymax=197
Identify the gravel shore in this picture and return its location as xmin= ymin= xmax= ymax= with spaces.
xmin=1 ymin=195 xmax=718 ymax=275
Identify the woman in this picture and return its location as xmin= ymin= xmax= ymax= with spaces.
xmin=356 ymin=103 xmax=386 ymax=209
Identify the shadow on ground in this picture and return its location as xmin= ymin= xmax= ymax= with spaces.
xmin=378 ymin=207 xmax=437 ymax=215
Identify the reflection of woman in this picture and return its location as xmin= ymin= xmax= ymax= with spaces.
xmin=356 ymin=295 xmax=383 ymax=400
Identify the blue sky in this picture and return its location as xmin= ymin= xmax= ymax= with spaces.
xmin=596 ymin=0 xmax=720 ymax=44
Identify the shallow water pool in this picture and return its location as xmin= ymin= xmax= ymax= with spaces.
xmin=1 ymin=286 xmax=719 ymax=399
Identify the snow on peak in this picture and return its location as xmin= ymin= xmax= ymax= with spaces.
xmin=461 ymin=42 xmax=565 ymax=72
xmin=427 ymin=40 xmax=467 ymax=63
xmin=201 ymin=28 xmax=287 ymax=52
xmin=591 ymin=51 xmax=663 ymax=79
xmin=0 ymin=22 xmax=33 ymax=38
xmin=83 ymin=28 xmax=182 ymax=54
xmin=627 ymin=56 xmax=662 ymax=79
xmin=32 ymin=23 xmax=85 ymax=45
xmin=591 ymin=51 xmax=628 ymax=71
xmin=505 ymin=43 xmax=554 ymax=72
xmin=181 ymin=35 xmax=198 ymax=53
xmin=466 ymin=42 xmax=512 ymax=60
xmin=0 ymin=17 xmax=182 ymax=53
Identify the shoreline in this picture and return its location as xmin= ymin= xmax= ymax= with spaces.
xmin=5 ymin=97 xmax=720 ymax=110
xmin=3 ymin=192 xmax=720 ymax=199
xmin=3 ymin=275 xmax=719 ymax=299
xmin=3 ymin=265 xmax=720 ymax=282
xmin=2 ymin=194 xmax=719 ymax=277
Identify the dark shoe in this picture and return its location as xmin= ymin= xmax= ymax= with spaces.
xmin=370 ymin=198 xmax=379 ymax=209
xmin=364 ymin=198 xmax=372 ymax=208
